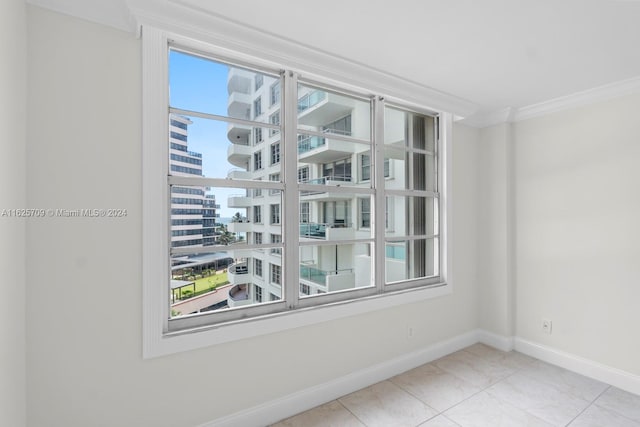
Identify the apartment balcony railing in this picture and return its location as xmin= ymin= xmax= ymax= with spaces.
xmin=300 ymin=175 xmax=353 ymax=198
xmin=227 ymin=143 xmax=252 ymax=168
xmin=297 ymin=90 xmax=326 ymax=113
xmin=228 ymin=262 xmax=248 ymax=275
xmin=299 ymin=265 xmax=353 ymax=285
xmin=227 ymin=68 xmax=253 ymax=95
xmin=227 ymin=193 xmax=252 ymax=208
xmin=227 ymin=262 xmax=249 ymax=285
xmin=228 ymin=217 xmax=252 ymax=233
xmin=298 ymin=91 xmax=354 ymax=128
xmin=299 ymin=221 xmax=352 ymax=239
xmin=227 ymin=91 xmax=252 ymax=120
xmin=297 ymin=135 xmax=326 ymax=154
xmin=296 ymin=135 xmax=355 ymax=163
xmin=227 ymin=284 xmax=250 ymax=308
xmin=226 ymin=167 xmax=252 ymax=180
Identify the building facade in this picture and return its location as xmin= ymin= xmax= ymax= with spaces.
xmin=169 ymin=114 xmax=220 ymax=249
xmin=223 ymin=68 xmax=437 ymax=308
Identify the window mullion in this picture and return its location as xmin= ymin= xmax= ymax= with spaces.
xmin=282 ymin=70 xmax=300 ymax=308
xmin=373 ymin=96 xmax=386 ymax=292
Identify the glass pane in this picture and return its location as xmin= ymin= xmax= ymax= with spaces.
xmin=297 ymin=84 xmax=371 ymax=141
xmin=170 ymin=251 xmax=282 ymax=318
xmin=385 ymin=238 xmax=438 ymax=284
xmin=298 ymin=192 xmax=372 ymax=239
xmin=171 ymin=185 xmax=282 ymax=250
xmin=299 ymin=243 xmax=372 ymax=296
xmin=297 ymin=134 xmax=371 ymax=187
xmin=384 ymin=107 xmax=436 ymax=152
xmin=169 ymin=50 xmax=280 ymax=124
xmin=171 ymin=186 xmax=221 ymax=248
xmin=384 ymin=195 xmax=437 ymax=237
xmin=383 ymin=147 xmax=436 ymax=192
xmin=170 ymin=114 xmax=280 ymax=181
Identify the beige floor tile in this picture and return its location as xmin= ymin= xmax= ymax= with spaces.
xmin=271 ymin=400 xmax=365 ymax=427
xmin=519 ymin=360 xmax=608 ymax=401
xmin=569 ymin=404 xmax=640 ymax=427
xmin=463 ymin=343 xmax=537 ymax=371
xmin=338 ymin=380 xmax=438 ymax=427
xmin=418 ymin=414 xmax=460 ymax=426
xmin=486 ymin=372 xmax=590 ymax=426
xmin=434 ymin=350 xmax=516 ymax=388
xmin=444 ymin=391 xmax=553 ymax=427
xmin=391 ymin=363 xmax=482 ymax=411
xmin=594 ymin=387 xmax=640 ymax=423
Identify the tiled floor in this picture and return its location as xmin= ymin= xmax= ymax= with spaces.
xmin=272 ymin=344 xmax=640 ymax=427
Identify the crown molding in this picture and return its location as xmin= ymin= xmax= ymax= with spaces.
xmin=512 ymin=75 xmax=640 ymax=122
xmin=461 ymin=75 xmax=640 ymax=128
xmin=457 ymin=107 xmax=514 ymax=128
xmin=27 ymin=0 xmax=135 ymax=33
xmin=126 ymin=0 xmax=478 ymax=117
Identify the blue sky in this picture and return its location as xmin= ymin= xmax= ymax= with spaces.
xmin=169 ymin=50 xmax=239 ymax=218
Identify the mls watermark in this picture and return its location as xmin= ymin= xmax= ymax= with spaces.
xmin=1 ymin=208 xmax=128 ymax=218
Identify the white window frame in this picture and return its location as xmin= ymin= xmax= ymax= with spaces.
xmin=142 ymin=26 xmax=453 ymax=359
xmin=254 ymin=284 xmax=263 ymax=303
xmin=253 ymin=205 xmax=262 ymax=224
xmin=270 ymin=204 xmax=280 ymax=225
xmin=270 ymin=142 xmax=280 ymax=165
xmin=270 ymin=263 xmax=281 ymax=286
xmin=270 ymin=81 xmax=280 ymax=106
xmin=254 ymin=258 xmax=263 ymax=277
xmin=253 ymin=151 xmax=262 ymax=170
xmin=253 ymin=96 xmax=262 ymax=118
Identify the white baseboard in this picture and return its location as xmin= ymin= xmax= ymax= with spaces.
xmin=198 ymin=330 xmax=479 ymax=427
xmin=476 ymin=329 xmax=514 ymax=352
xmin=197 ymin=331 xmax=640 ymax=427
xmin=514 ymin=337 xmax=640 ymax=396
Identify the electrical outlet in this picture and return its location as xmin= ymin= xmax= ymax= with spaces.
xmin=407 ymin=326 xmax=414 ymax=339
xmin=542 ymin=319 xmax=552 ymax=334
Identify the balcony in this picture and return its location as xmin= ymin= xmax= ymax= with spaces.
xmin=299 ymin=265 xmax=355 ymax=292
xmin=227 ymin=122 xmax=251 ymax=145
xmin=227 ymin=262 xmax=248 ymax=285
xmin=226 ymin=168 xmax=252 ymax=180
xmin=227 ymin=143 xmax=252 ymax=168
xmin=297 ymin=135 xmax=356 ymax=163
xmin=227 ymin=68 xmax=252 ymax=95
xmin=227 ymin=218 xmax=252 ymax=233
xmin=227 ymin=193 xmax=252 ymax=208
xmin=298 ymin=90 xmax=354 ymax=128
xmin=227 ymin=284 xmax=251 ymax=308
xmin=227 ymin=91 xmax=251 ymax=120
xmin=300 ymin=176 xmax=355 ymax=202
xmin=299 ymin=222 xmax=354 ymax=240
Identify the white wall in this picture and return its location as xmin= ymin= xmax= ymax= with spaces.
xmin=513 ymin=94 xmax=640 ymax=375
xmin=26 ymin=7 xmax=480 ymax=427
xmin=476 ymin=123 xmax=514 ymax=337
xmin=0 ymin=0 xmax=27 ymax=426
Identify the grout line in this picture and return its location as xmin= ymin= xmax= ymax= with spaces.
xmin=335 ymin=397 xmax=369 ymax=427
xmin=563 ymin=385 xmax=611 ymax=426
xmin=590 ymin=386 xmax=640 ymax=426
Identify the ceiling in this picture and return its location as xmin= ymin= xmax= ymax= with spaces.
xmin=28 ymin=0 xmax=640 ymax=125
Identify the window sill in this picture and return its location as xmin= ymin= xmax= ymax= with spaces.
xmin=144 ymin=281 xmax=451 ymax=359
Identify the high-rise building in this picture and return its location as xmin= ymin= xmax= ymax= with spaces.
xmin=169 ymin=114 xmax=220 ymax=249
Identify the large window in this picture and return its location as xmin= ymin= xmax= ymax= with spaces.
xmin=142 ymin=32 xmax=450 ymax=355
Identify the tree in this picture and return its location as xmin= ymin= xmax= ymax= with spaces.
xmin=218 ymin=224 xmax=234 ymax=245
